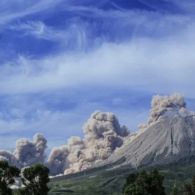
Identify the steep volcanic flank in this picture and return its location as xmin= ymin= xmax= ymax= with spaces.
xmin=104 ymin=94 xmax=195 ymax=168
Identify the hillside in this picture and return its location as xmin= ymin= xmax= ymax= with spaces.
xmin=48 ymin=157 xmax=195 ymax=195
xmin=48 ymin=94 xmax=195 ymax=194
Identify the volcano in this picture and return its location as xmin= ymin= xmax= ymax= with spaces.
xmin=101 ymin=94 xmax=195 ymax=168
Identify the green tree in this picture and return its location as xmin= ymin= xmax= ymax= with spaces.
xmin=170 ymin=183 xmax=179 ymax=195
xmin=183 ymin=183 xmax=193 ymax=195
xmin=20 ymin=164 xmax=50 ymax=195
xmin=192 ymin=176 xmax=195 ymax=195
xmin=181 ymin=176 xmax=195 ymax=195
xmin=123 ymin=173 xmax=138 ymax=193
xmin=135 ymin=170 xmax=150 ymax=195
xmin=148 ymin=169 xmax=166 ymax=195
xmin=123 ymin=169 xmax=166 ymax=195
xmin=0 ymin=160 xmax=20 ymax=195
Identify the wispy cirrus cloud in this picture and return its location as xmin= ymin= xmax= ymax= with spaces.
xmin=8 ymin=20 xmax=88 ymax=52
xmin=1 ymin=22 xmax=195 ymax=97
xmin=8 ymin=21 xmax=63 ymax=40
xmin=0 ymin=0 xmax=63 ymax=26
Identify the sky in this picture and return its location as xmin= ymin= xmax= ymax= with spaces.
xmin=1 ymin=0 xmax=195 ymax=150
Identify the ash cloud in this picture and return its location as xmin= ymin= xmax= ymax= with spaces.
xmin=0 ymin=95 xmax=188 ymax=176
xmin=138 ymin=94 xmax=187 ymax=132
xmin=47 ymin=145 xmax=69 ymax=176
xmin=0 ymin=112 xmax=128 ymax=175
xmin=0 ymin=150 xmax=19 ymax=167
xmin=149 ymin=94 xmax=186 ymax=122
xmin=0 ymin=133 xmax=47 ymax=168
xmin=14 ymin=133 xmax=47 ymax=166
xmin=48 ymin=111 xmax=129 ymax=175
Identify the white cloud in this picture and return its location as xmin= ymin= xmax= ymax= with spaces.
xmin=0 ymin=0 xmax=63 ymax=26
xmin=8 ymin=20 xmax=88 ymax=52
xmin=1 ymin=20 xmax=195 ymax=97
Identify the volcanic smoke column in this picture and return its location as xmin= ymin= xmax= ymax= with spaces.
xmin=47 ymin=111 xmax=129 ymax=175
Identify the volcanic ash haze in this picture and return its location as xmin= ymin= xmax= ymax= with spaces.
xmin=0 ymin=111 xmax=129 ymax=175
xmin=1 ymin=94 xmax=195 ymax=176
xmin=47 ymin=111 xmax=129 ymax=175
xmin=0 ymin=133 xmax=47 ymax=168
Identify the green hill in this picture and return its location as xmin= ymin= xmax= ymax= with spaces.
xmin=49 ymin=158 xmax=195 ymax=195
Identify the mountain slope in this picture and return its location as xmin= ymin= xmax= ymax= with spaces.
xmin=102 ymin=94 xmax=195 ymax=168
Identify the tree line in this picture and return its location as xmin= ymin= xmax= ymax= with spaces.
xmin=0 ymin=161 xmax=49 ymax=195
xmin=123 ymin=169 xmax=195 ymax=195
xmin=2 ymin=159 xmax=195 ymax=195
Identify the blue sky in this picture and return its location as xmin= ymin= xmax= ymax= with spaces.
xmin=1 ymin=0 xmax=195 ymax=150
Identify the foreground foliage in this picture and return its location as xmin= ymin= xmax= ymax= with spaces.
xmin=123 ymin=170 xmax=166 ymax=195
xmin=123 ymin=170 xmax=195 ymax=195
xmin=0 ymin=161 xmax=49 ymax=195
xmin=49 ymin=158 xmax=195 ymax=195
xmin=2 ymin=159 xmax=195 ymax=194
xmin=0 ymin=161 xmax=20 ymax=195
xmin=18 ymin=164 xmax=50 ymax=195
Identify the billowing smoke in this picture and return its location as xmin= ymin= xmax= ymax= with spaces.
xmin=0 ymin=133 xmax=47 ymax=168
xmin=150 ymin=94 xmax=185 ymax=122
xmin=47 ymin=145 xmax=69 ymax=176
xmin=0 ymin=95 xmax=189 ymax=176
xmin=48 ymin=111 xmax=129 ymax=175
xmin=84 ymin=112 xmax=129 ymax=139
xmin=138 ymin=94 xmax=187 ymax=132
xmin=0 ymin=150 xmax=19 ymax=167
xmin=0 ymin=112 xmax=129 ymax=175
xmin=14 ymin=133 xmax=47 ymax=166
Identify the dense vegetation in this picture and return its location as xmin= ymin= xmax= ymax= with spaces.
xmin=123 ymin=170 xmax=195 ymax=195
xmin=49 ymin=158 xmax=195 ymax=195
xmin=2 ymin=159 xmax=195 ymax=194
xmin=0 ymin=161 xmax=49 ymax=195
xmin=123 ymin=170 xmax=166 ymax=195
xmin=0 ymin=161 xmax=20 ymax=195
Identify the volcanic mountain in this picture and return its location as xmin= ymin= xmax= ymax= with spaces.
xmin=102 ymin=94 xmax=195 ymax=168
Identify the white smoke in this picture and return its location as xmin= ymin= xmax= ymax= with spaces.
xmin=47 ymin=145 xmax=69 ymax=175
xmin=150 ymin=94 xmax=185 ymax=122
xmin=0 ymin=150 xmax=19 ymax=167
xmin=0 ymin=155 xmax=8 ymax=161
xmin=0 ymin=133 xmax=47 ymax=168
xmin=83 ymin=112 xmax=128 ymax=139
xmin=0 ymin=112 xmax=129 ymax=175
xmin=1 ymin=96 xmax=188 ymax=175
xmin=48 ymin=111 xmax=129 ymax=175
xmin=138 ymin=94 xmax=187 ymax=133
xmin=14 ymin=133 xmax=47 ymax=166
